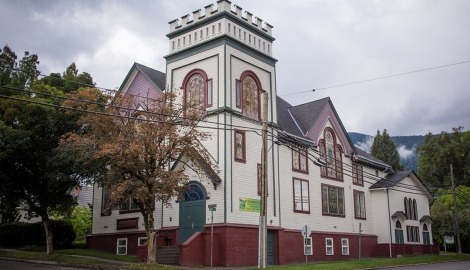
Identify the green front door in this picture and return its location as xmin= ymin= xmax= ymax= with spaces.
xmin=267 ymin=230 xmax=275 ymax=265
xmin=423 ymin=232 xmax=430 ymax=245
xmin=178 ymin=184 xmax=206 ymax=244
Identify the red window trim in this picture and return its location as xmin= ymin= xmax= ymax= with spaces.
xmin=119 ymin=198 xmax=155 ymax=214
xmin=321 ymin=183 xmax=346 ymax=217
xmin=292 ymin=177 xmax=310 ymax=214
xmin=352 ymin=163 xmax=364 ymax=187
xmin=353 ymin=190 xmax=366 ymax=220
xmin=319 ymin=128 xmax=344 ymax=182
xmin=292 ymin=148 xmax=309 ymax=174
xmin=239 ymin=70 xmax=262 ymax=121
xmin=181 ymin=68 xmax=210 ymax=118
xmin=234 ymin=129 xmax=246 ymax=163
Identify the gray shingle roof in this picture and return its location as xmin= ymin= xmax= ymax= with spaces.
xmin=288 ymin=97 xmax=330 ymax=134
xmin=135 ymin=63 xmax=166 ymax=91
xmin=276 ymin=96 xmax=304 ymax=138
xmin=355 ymin=147 xmax=392 ymax=169
xmin=370 ymin=170 xmax=414 ymax=189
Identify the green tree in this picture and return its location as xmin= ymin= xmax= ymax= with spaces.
xmin=51 ymin=205 xmax=92 ymax=242
xmin=417 ymin=127 xmax=470 ymax=188
xmin=430 ymin=186 xmax=470 ymax=253
xmin=370 ymin=129 xmax=404 ymax=171
xmin=0 ymin=45 xmax=40 ymax=95
xmin=39 ymin=62 xmax=95 ymax=93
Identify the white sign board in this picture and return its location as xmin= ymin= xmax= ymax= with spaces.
xmin=445 ymin=236 xmax=454 ymax=244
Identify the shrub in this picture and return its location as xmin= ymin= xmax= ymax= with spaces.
xmin=0 ymin=220 xmax=75 ymax=249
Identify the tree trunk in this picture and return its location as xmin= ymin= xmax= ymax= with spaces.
xmin=43 ymin=218 xmax=54 ymax=255
xmin=146 ymin=210 xmax=157 ymax=264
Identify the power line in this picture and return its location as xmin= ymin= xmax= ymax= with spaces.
xmin=280 ymin=61 xmax=470 ymax=96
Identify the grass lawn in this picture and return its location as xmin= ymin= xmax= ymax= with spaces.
xmin=55 ymin=248 xmax=137 ymax=263
xmin=0 ymin=249 xmax=110 ymax=267
xmin=245 ymin=254 xmax=470 ymax=270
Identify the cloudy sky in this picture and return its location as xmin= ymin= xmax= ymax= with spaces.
xmin=1 ymin=0 xmax=468 ymax=136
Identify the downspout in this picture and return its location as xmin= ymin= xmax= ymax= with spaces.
xmin=386 ymin=188 xmax=392 ymax=258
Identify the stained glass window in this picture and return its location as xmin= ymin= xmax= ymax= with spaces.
xmin=184 ymin=185 xmax=204 ymax=201
xmin=322 ymin=185 xmax=345 ymax=216
xmin=186 ymin=73 xmax=205 ymax=112
xmin=242 ymin=75 xmax=259 ymax=120
xmin=234 ymin=130 xmax=245 ymax=162
xmin=319 ymin=129 xmax=343 ymax=180
xmin=352 ymin=163 xmax=363 ymax=185
xmin=292 ymin=148 xmax=308 ymax=173
xmin=293 ymin=150 xmax=299 ymax=170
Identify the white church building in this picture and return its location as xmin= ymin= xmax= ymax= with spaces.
xmin=87 ymin=0 xmax=438 ymax=266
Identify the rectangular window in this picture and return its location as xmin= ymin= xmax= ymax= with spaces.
xmin=117 ymin=238 xmax=127 ymax=255
xmin=178 ymin=39 xmax=180 ymax=48
xmin=304 ymin=237 xmax=313 ymax=255
xmin=292 ymin=148 xmax=308 ymax=173
xmin=322 ymin=184 xmax=345 ymax=216
xmin=101 ymin=186 xmax=111 ymax=216
xmin=352 ymin=163 xmax=363 ymax=185
xmin=293 ymin=178 xmax=309 ymax=213
xmin=342 ymin=239 xmax=349 ymax=255
xmin=268 ymin=44 xmax=270 ymax=53
xmin=120 ymin=197 xmax=139 ymax=212
xmin=326 ymin=238 xmax=334 ymax=255
xmin=244 ymin=31 xmax=246 ymax=40
xmin=235 ymin=79 xmax=241 ymax=108
xmin=254 ymin=37 xmax=256 ymax=46
xmin=263 ymin=41 xmax=265 ymax=51
xmin=206 ymin=27 xmax=208 ymax=37
xmin=172 ymin=41 xmax=175 ymax=50
xmin=228 ymin=23 xmax=231 ymax=32
xmin=239 ymin=29 xmax=241 ymax=38
xmin=354 ymin=190 xmax=366 ymax=219
xmin=212 ymin=25 xmax=214 ymax=35
xmin=218 ymin=22 xmax=221 ymax=32
xmin=234 ymin=26 xmax=236 ymax=35
xmin=138 ymin=237 xmax=148 ymax=246
xmin=249 ymin=34 xmax=251 ymax=43
xmin=188 ymin=34 xmax=191 ymax=43
xmin=200 ymin=30 xmax=203 ymax=39
xmin=406 ymin=226 xmax=420 ymax=242
xmin=183 ymin=37 xmax=185 ymax=46
xmin=195 ymin=32 xmax=197 ymax=41
xmin=206 ymin=79 xmax=213 ymax=107
xmin=234 ymin=130 xmax=246 ymax=162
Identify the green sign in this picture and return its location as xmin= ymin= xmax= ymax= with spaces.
xmin=239 ymin=197 xmax=260 ymax=213
xmin=209 ymin=207 xmax=216 ymax=211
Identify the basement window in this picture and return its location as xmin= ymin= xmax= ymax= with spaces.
xmin=138 ymin=237 xmax=148 ymax=246
xmin=326 ymin=238 xmax=333 ymax=255
xmin=117 ymin=238 xmax=127 ymax=255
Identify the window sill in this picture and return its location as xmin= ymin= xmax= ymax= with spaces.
xmin=354 ymin=217 xmax=367 ymax=220
xmin=234 ymin=158 xmax=246 ymax=163
xmin=292 ymin=169 xmax=309 ymax=175
xmin=352 ymin=182 xmax=364 ymax=187
xmin=119 ymin=209 xmax=140 ymax=214
xmin=321 ymin=174 xmax=344 ymax=182
xmin=294 ymin=210 xmax=310 ymax=214
xmin=322 ymin=213 xmax=346 ymax=218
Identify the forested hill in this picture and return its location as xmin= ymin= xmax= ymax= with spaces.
xmin=348 ymin=132 xmax=427 ymax=173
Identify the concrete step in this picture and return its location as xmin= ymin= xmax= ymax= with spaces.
xmin=156 ymin=246 xmax=179 ymax=265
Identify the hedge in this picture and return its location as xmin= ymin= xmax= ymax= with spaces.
xmin=0 ymin=220 xmax=75 ymax=249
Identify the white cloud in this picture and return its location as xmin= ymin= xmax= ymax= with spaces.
xmin=397 ymin=145 xmax=415 ymax=159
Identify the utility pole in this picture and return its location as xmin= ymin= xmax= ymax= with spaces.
xmin=450 ymin=164 xmax=462 ymax=254
xmin=259 ymin=90 xmax=268 ymax=268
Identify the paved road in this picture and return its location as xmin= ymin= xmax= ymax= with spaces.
xmin=0 ymin=259 xmax=88 ymax=269
xmin=386 ymin=260 xmax=470 ymax=270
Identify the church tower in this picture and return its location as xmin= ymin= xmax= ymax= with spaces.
xmin=164 ymin=0 xmax=279 ymax=231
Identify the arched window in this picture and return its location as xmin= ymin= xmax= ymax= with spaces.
xmin=413 ymin=199 xmax=418 ymax=220
xmin=423 ymin=224 xmax=428 ymax=231
xmin=183 ymin=185 xmax=205 ymax=201
xmin=396 ymin=220 xmax=402 ymax=229
xmin=235 ymin=71 xmax=262 ymax=121
xmin=318 ymin=128 xmax=343 ymax=180
xmin=404 ymin=197 xmax=408 ymax=218
xmin=409 ymin=198 xmax=414 ymax=220
xmin=182 ymin=69 xmax=212 ymax=116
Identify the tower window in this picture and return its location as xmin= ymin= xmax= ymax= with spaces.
xmin=212 ymin=25 xmax=214 ymax=35
xmin=178 ymin=39 xmax=180 ymax=48
xmin=237 ymin=71 xmax=261 ymax=121
xmin=244 ymin=31 xmax=246 ymax=41
xmin=172 ymin=41 xmax=175 ymax=50
xmin=189 ymin=34 xmax=191 ymax=43
xmin=239 ymin=29 xmax=241 ymax=38
xmin=228 ymin=23 xmax=231 ymax=32
xmin=263 ymin=42 xmax=265 ymax=51
xmin=254 ymin=37 xmax=256 ymax=46
xmin=234 ymin=26 xmax=236 ymax=35
xmin=195 ymin=32 xmax=197 ymax=41
xmin=268 ymin=44 xmax=270 ymax=53
xmin=206 ymin=28 xmax=208 ymax=37
xmin=182 ymin=69 xmax=212 ymax=117
xmin=200 ymin=30 xmax=203 ymax=39
xmin=218 ymin=23 xmax=221 ymax=32
xmin=183 ymin=37 xmax=185 ymax=46
xmin=249 ymin=34 xmax=251 ymax=43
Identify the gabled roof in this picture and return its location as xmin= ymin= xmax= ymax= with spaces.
xmin=355 ymin=147 xmax=394 ymax=172
xmin=276 ymin=96 xmax=304 ymax=138
xmin=370 ymin=170 xmax=433 ymax=200
xmin=419 ymin=215 xmax=433 ymax=223
xmin=391 ymin=211 xmax=408 ymax=220
xmin=288 ymin=97 xmax=330 ymax=135
xmin=119 ymin=62 xmax=166 ymax=93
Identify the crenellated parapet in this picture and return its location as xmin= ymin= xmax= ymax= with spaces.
xmin=168 ymin=0 xmax=273 ymax=36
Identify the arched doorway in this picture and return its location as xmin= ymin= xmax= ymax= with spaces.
xmin=178 ymin=182 xmax=207 ymax=244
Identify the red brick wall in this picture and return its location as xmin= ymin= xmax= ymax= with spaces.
xmin=86 ymin=231 xmax=146 ymax=255
xmin=376 ymin=243 xmax=440 ymax=257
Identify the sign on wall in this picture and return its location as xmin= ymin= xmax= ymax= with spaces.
xmin=239 ymin=197 xmax=260 ymax=212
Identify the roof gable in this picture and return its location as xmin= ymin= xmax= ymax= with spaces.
xmin=119 ymin=62 xmax=166 ymax=96
xmin=370 ymin=170 xmax=433 ymax=200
